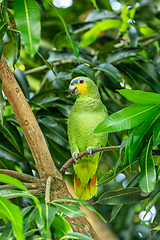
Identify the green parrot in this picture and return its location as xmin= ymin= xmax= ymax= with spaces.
xmin=68 ymin=77 xmax=108 ymax=200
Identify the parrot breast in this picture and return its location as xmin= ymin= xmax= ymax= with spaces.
xmin=68 ymin=96 xmax=108 ymax=200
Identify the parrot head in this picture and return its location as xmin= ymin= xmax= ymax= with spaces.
xmin=69 ymin=77 xmax=100 ymax=99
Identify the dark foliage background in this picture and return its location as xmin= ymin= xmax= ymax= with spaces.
xmin=0 ymin=0 xmax=160 ymax=239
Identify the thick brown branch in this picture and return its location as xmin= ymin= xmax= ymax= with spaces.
xmin=60 ymin=146 xmax=121 ymax=175
xmin=0 ymin=169 xmax=40 ymax=183
xmin=0 ymin=54 xmax=62 ymax=181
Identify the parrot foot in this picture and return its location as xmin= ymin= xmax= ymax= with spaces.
xmin=72 ymin=152 xmax=79 ymax=164
xmin=86 ymin=146 xmax=95 ymax=156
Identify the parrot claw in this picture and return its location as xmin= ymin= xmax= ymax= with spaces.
xmin=86 ymin=146 xmax=95 ymax=156
xmin=72 ymin=152 xmax=79 ymax=164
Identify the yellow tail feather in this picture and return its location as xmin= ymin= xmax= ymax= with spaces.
xmin=74 ymin=174 xmax=97 ymax=200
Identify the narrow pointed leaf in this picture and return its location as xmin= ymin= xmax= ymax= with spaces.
xmin=110 ymin=204 xmax=123 ymax=222
xmin=37 ymin=52 xmax=57 ymax=77
xmin=52 ymin=214 xmax=73 ymax=238
xmin=139 ymin=137 xmax=156 ymax=192
xmin=0 ymin=119 xmax=23 ymax=153
xmin=51 ymin=198 xmax=106 ymax=222
xmin=53 ymin=202 xmax=86 ymax=218
xmin=106 ymin=48 xmax=142 ymax=63
xmin=124 ymin=127 xmax=138 ymax=165
xmin=61 ymin=232 xmax=93 ymax=240
xmin=0 ymin=134 xmax=26 ymax=162
xmin=117 ymin=89 xmax=160 ymax=104
xmin=96 ymin=188 xmax=150 ymax=205
xmin=153 ymin=119 xmax=160 ymax=146
xmin=97 ymin=162 xmax=134 ymax=186
xmin=90 ymin=0 xmax=99 ymax=10
xmin=52 ymin=4 xmax=79 ymax=58
xmin=118 ymin=61 xmax=160 ymax=93
xmin=0 ymin=189 xmax=42 ymax=217
xmin=128 ymin=111 xmax=160 ymax=164
xmin=94 ymin=63 xmax=122 ymax=83
xmin=94 ymin=104 xmax=160 ymax=133
xmin=0 ymin=174 xmax=27 ymax=191
xmin=0 ymin=196 xmax=25 ymax=240
xmin=81 ymin=19 xmax=121 ymax=47
xmin=38 ymin=117 xmax=69 ymax=149
xmin=14 ymin=0 xmax=41 ymax=56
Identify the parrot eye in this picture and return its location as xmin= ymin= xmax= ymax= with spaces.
xmin=79 ymin=79 xmax=84 ymax=84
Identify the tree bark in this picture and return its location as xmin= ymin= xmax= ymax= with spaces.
xmin=0 ymin=54 xmax=99 ymax=240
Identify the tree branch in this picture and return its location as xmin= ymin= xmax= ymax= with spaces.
xmin=0 ymin=54 xmax=62 ymax=181
xmin=0 ymin=182 xmax=40 ymax=190
xmin=60 ymin=146 xmax=121 ymax=175
xmin=0 ymin=169 xmax=40 ymax=183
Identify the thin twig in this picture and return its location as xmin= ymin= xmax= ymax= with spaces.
xmin=0 ymin=182 xmax=40 ymax=190
xmin=60 ymin=146 xmax=121 ymax=175
xmin=45 ymin=176 xmax=54 ymax=203
xmin=0 ymin=169 xmax=40 ymax=183
xmin=24 ymin=59 xmax=75 ymax=75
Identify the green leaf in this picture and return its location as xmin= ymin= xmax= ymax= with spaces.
xmin=0 ymin=222 xmax=13 ymax=239
xmin=118 ymin=61 xmax=160 ymax=93
xmin=0 ymin=20 xmax=8 ymax=41
xmin=95 ymin=188 xmax=150 ymax=205
xmin=14 ymin=0 xmax=41 ymax=56
xmin=90 ymin=0 xmax=98 ymax=10
xmin=0 ymin=196 xmax=25 ymax=240
xmin=128 ymin=110 xmax=160 ymax=164
xmin=114 ymin=138 xmax=127 ymax=173
xmin=124 ymin=127 xmax=138 ymax=165
xmin=0 ymin=20 xmax=8 ymax=59
xmin=53 ymin=202 xmax=86 ymax=218
xmin=51 ymin=198 xmax=106 ymax=223
xmin=80 ymin=19 xmax=121 ymax=47
xmin=55 ymin=103 xmax=72 ymax=118
xmin=14 ymin=68 xmax=30 ymax=99
xmin=37 ymin=52 xmax=57 ymax=77
xmin=0 ymin=133 xmax=26 ymax=162
xmin=139 ymin=137 xmax=156 ymax=192
xmin=106 ymin=48 xmax=142 ymax=63
xmin=42 ymin=204 xmax=57 ymax=238
xmin=97 ymin=161 xmax=136 ymax=186
xmin=52 ymin=4 xmax=79 ymax=59
xmin=0 ymin=174 xmax=27 ymax=191
xmin=94 ymin=63 xmax=122 ymax=83
xmin=61 ymin=232 xmax=93 ymax=240
xmin=0 ymin=189 xmax=42 ymax=217
xmin=6 ymin=9 xmax=21 ymax=67
xmin=118 ymin=89 xmax=160 ymax=104
xmin=0 ymin=119 xmax=23 ymax=153
xmin=94 ymin=104 xmax=160 ymax=133
xmin=73 ymin=64 xmax=96 ymax=82
xmin=0 ymin=79 xmax=6 ymax=124
xmin=153 ymin=119 xmax=160 ymax=146
xmin=51 ymin=214 xmax=73 ymax=238
xmin=38 ymin=117 xmax=69 ymax=149
xmin=110 ymin=204 xmax=123 ymax=222
xmin=145 ymin=181 xmax=160 ymax=213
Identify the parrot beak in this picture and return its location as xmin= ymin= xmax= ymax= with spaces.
xmin=69 ymin=82 xmax=79 ymax=95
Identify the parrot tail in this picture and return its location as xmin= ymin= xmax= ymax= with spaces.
xmin=74 ymin=174 xmax=97 ymax=200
